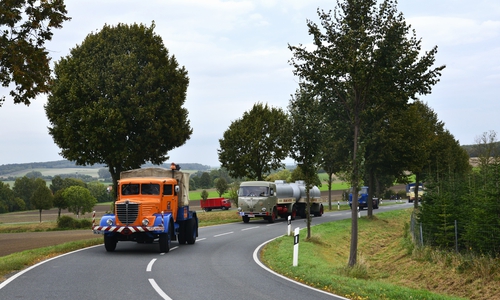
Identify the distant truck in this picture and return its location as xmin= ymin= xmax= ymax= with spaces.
xmin=92 ymin=164 xmax=198 ymax=253
xmin=237 ymin=180 xmax=324 ymax=223
xmin=348 ymin=186 xmax=380 ymax=210
xmin=200 ymin=197 xmax=231 ymax=211
xmin=406 ymin=183 xmax=424 ymax=203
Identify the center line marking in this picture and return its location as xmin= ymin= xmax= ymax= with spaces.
xmin=214 ymin=231 xmax=234 ymax=237
xmin=146 ymin=258 xmax=156 ymax=272
xmin=242 ymin=226 xmax=260 ymax=231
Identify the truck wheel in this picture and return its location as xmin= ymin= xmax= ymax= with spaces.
xmin=268 ymin=208 xmax=277 ymax=223
xmin=178 ymin=222 xmax=186 ymax=245
xmin=314 ymin=204 xmax=324 ymax=217
xmin=104 ymin=235 xmax=117 ymax=252
xmin=242 ymin=216 xmax=250 ymax=223
xmin=159 ymin=229 xmax=171 ymax=253
xmin=186 ymin=217 xmax=197 ymax=245
xmin=221 ymin=206 xmax=227 ymax=210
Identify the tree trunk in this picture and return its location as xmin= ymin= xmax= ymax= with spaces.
xmin=348 ymin=120 xmax=360 ymax=267
xmin=414 ymin=173 xmax=421 ymax=210
xmin=328 ymin=171 xmax=333 ymax=210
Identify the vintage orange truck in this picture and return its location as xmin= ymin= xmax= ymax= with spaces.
xmin=92 ymin=164 xmax=198 ymax=253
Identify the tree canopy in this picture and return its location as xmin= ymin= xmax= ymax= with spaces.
xmin=45 ymin=22 xmax=192 ymax=196
xmin=63 ymin=186 xmax=96 ymax=218
xmin=218 ymin=103 xmax=291 ymax=180
xmin=0 ymin=0 xmax=70 ymax=106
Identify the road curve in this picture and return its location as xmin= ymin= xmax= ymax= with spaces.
xmin=0 ymin=201 xmax=412 ymax=300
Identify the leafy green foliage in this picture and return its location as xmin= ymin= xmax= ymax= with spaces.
xmin=30 ymin=178 xmax=53 ymax=222
xmin=418 ymin=163 xmax=500 ymax=255
xmin=45 ymin=22 xmax=192 ymax=196
xmin=214 ymin=177 xmax=228 ymax=197
xmin=57 ymin=215 xmax=92 ymax=229
xmin=218 ymin=103 xmax=291 ymax=180
xmin=289 ymin=0 xmax=445 ymax=266
xmin=0 ymin=0 xmax=70 ymax=106
xmin=62 ymin=186 xmax=97 ymax=217
xmin=200 ymin=190 xmax=209 ymax=200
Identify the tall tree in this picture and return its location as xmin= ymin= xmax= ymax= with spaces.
xmin=63 ymin=186 xmax=96 ymax=218
xmin=0 ymin=0 xmax=70 ymax=106
xmin=12 ymin=176 xmax=37 ymax=210
xmin=289 ymin=0 xmax=445 ymax=266
xmin=288 ymin=87 xmax=324 ymax=239
xmin=218 ymin=103 xmax=291 ymax=180
xmin=215 ymin=177 xmax=228 ymax=197
xmin=31 ymin=179 xmax=53 ymax=222
xmin=45 ymin=23 xmax=192 ymax=198
xmin=474 ymin=130 xmax=499 ymax=167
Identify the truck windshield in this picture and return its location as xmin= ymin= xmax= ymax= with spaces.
xmin=121 ymin=184 xmax=139 ymax=195
xmin=239 ymin=186 xmax=269 ymax=197
xmin=141 ymin=184 xmax=160 ymax=195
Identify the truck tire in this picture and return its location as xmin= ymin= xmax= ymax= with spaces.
xmin=104 ymin=235 xmax=117 ymax=252
xmin=268 ymin=207 xmax=277 ymax=223
xmin=186 ymin=217 xmax=197 ymax=245
xmin=242 ymin=216 xmax=250 ymax=223
xmin=314 ymin=204 xmax=324 ymax=217
xmin=178 ymin=222 xmax=186 ymax=245
xmin=159 ymin=228 xmax=171 ymax=253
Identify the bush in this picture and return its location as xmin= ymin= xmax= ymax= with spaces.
xmin=57 ymin=215 xmax=92 ymax=229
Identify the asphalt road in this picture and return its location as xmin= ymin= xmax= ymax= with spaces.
xmin=0 ymin=201 xmax=412 ymax=300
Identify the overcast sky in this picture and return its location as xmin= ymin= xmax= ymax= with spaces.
xmin=0 ymin=0 xmax=498 ymax=167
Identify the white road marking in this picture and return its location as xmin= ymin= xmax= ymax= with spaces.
xmin=149 ymin=278 xmax=173 ymax=300
xmin=197 ymin=237 xmax=207 ymax=241
xmin=214 ymin=231 xmax=233 ymax=237
xmin=146 ymin=259 xmax=157 ymax=272
xmin=242 ymin=226 xmax=260 ymax=231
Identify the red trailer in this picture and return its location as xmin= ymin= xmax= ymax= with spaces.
xmin=200 ymin=198 xmax=232 ymax=211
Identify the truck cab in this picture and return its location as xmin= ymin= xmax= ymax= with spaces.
xmin=237 ymin=181 xmax=278 ymax=223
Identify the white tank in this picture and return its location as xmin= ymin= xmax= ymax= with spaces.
xmin=275 ymin=181 xmax=301 ymax=201
xmin=274 ymin=180 xmax=320 ymax=201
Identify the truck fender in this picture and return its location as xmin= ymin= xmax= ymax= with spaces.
xmin=155 ymin=213 xmax=173 ymax=233
xmin=99 ymin=214 xmax=115 ymax=226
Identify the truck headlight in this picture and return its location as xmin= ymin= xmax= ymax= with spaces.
xmin=106 ymin=219 xmax=113 ymax=226
xmin=237 ymin=207 xmax=242 ymax=212
xmin=142 ymin=218 xmax=149 ymax=226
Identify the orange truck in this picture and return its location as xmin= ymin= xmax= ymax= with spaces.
xmin=92 ymin=164 xmax=198 ymax=253
xmin=200 ymin=197 xmax=231 ymax=211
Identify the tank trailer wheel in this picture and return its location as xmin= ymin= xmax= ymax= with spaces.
xmin=242 ymin=216 xmax=250 ymax=223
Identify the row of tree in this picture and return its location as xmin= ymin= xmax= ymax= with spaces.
xmin=417 ymin=143 xmax=500 ymax=256
xmin=0 ymin=175 xmax=108 ymax=221
xmin=217 ymin=1 xmax=471 ymax=267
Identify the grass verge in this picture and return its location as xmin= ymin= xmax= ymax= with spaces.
xmin=260 ymin=208 xmax=499 ymax=300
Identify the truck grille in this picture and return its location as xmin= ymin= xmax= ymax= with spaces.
xmin=116 ymin=202 xmax=139 ymax=225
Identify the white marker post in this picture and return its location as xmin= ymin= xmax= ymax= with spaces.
xmin=293 ymin=227 xmax=299 ymax=267
xmin=287 ymin=215 xmax=292 ymax=236
xmin=337 ymin=201 xmax=340 ymax=210
xmin=357 ymin=207 xmax=360 ymax=219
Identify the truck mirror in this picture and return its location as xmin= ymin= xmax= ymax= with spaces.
xmin=175 ymin=185 xmax=179 ymax=193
